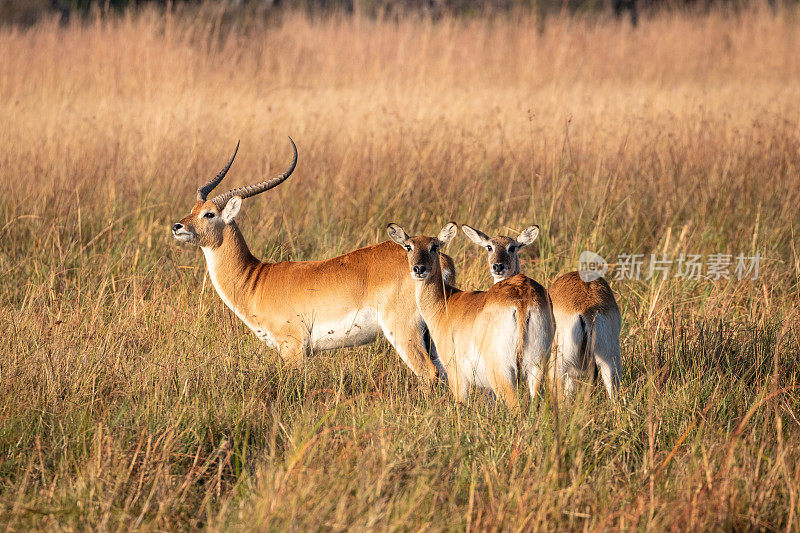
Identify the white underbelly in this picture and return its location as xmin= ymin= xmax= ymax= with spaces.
xmin=249 ymin=308 xmax=381 ymax=353
xmin=201 ymin=250 xmax=381 ymax=353
xmin=309 ymin=307 xmax=381 ymax=351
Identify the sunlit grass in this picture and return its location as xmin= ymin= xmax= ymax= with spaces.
xmin=0 ymin=5 xmax=799 ymax=530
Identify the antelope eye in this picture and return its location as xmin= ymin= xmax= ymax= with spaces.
xmin=404 ymin=245 xmax=412 ymax=252
xmin=487 ymin=245 xmax=493 ymax=252
xmin=203 ymin=212 xmax=215 ymax=219
xmin=430 ymin=244 xmax=438 ymax=253
xmin=508 ymin=245 xmax=516 ymax=254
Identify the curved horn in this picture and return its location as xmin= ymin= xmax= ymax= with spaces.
xmin=211 ymin=137 xmax=297 ymax=208
xmin=197 ymin=141 xmax=240 ymax=202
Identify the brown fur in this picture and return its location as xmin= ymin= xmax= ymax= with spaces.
xmin=548 ymin=271 xmax=619 ymax=318
xmin=463 ymin=225 xmax=620 ymax=399
xmin=547 ymin=271 xmax=622 ymax=400
xmin=463 ymin=225 xmax=617 ymax=321
xmin=394 ymin=229 xmax=551 ymax=410
xmin=175 ymin=200 xmax=454 ymax=381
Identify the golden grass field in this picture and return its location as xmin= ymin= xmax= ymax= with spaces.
xmin=1 ymin=4 xmax=799 ymax=530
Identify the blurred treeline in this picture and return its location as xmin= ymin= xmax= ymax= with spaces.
xmin=0 ymin=0 xmax=783 ymax=27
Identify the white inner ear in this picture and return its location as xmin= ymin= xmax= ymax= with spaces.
xmin=462 ymin=225 xmax=488 ymax=246
xmin=387 ymin=224 xmax=410 ymax=246
xmin=517 ymin=226 xmax=540 ymax=246
xmin=438 ymin=223 xmax=458 ymax=244
xmin=222 ymin=196 xmax=242 ymax=224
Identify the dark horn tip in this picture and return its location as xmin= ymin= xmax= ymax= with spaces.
xmin=284 ymin=136 xmax=298 ymax=175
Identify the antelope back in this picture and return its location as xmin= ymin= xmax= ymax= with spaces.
xmin=549 ymin=271 xmax=619 ymax=317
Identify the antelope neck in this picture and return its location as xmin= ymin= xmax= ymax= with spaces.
xmin=200 ymin=223 xmax=261 ymax=312
xmin=414 ymin=263 xmax=449 ymax=323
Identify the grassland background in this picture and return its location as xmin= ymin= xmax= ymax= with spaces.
xmin=1 ymin=4 xmax=800 ymax=530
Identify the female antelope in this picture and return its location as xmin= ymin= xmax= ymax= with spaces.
xmin=171 ymin=138 xmax=455 ymax=381
xmin=462 ymin=224 xmax=622 ymax=400
xmin=387 ymin=223 xmax=553 ymax=409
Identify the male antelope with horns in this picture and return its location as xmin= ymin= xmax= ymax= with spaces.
xmin=462 ymin=224 xmax=622 ymax=400
xmin=172 ymin=138 xmax=455 ymax=380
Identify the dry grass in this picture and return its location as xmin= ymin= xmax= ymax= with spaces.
xmin=1 ymin=5 xmax=799 ymax=530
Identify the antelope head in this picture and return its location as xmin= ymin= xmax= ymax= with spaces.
xmin=171 ymin=138 xmax=297 ymax=248
xmin=387 ymin=222 xmax=458 ymax=281
xmin=461 ymin=224 xmax=539 ymax=282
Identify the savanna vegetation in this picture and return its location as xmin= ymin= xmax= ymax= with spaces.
xmin=1 ymin=4 xmax=799 ymax=530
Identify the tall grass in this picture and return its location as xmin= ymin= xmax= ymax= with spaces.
xmin=1 ymin=5 xmax=799 ymax=530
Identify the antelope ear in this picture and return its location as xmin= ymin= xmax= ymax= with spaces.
xmin=437 ymin=222 xmax=458 ymax=245
xmin=221 ymin=196 xmax=242 ymax=224
xmin=461 ymin=224 xmax=491 ymax=247
xmin=516 ymin=225 xmax=540 ymax=247
xmin=387 ymin=223 xmax=410 ymax=246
